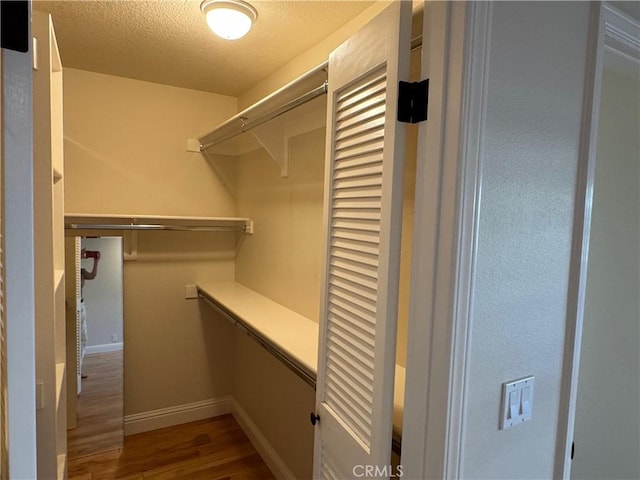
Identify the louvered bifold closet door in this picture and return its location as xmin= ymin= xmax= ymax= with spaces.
xmin=74 ymin=237 xmax=82 ymax=394
xmin=313 ymin=2 xmax=412 ymax=479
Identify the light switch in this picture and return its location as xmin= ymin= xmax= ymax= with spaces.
xmin=520 ymin=386 xmax=532 ymax=418
xmin=509 ymin=390 xmax=520 ymax=420
xmin=500 ymin=375 xmax=535 ymax=430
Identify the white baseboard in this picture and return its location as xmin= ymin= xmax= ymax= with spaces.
xmin=124 ymin=396 xmax=233 ymax=436
xmin=232 ymin=400 xmax=295 ymax=480
xmin=85 ymin=342 xmax=123 ymax=354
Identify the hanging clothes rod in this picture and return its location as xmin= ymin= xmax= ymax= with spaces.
xmin=200 ymin=81 xmax=328 ymax=151
xmin=64 ymin=214 xmax=253 ymax=233
xmin=65 ymin=223 xmax=248 ymax=233
xmin=197 ymin=62 xmax=328 ymax=152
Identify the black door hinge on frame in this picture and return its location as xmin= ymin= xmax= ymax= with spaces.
xmin=1 ymin=0 xmax=30 ymax=53
xmin=571 ymin=441 xmax=575 ymax=460
xmin=397 ymin=79 xmax=429 ymax=124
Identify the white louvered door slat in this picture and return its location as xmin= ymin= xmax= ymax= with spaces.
xmin=313 ymin=1 xmax=412 ymax=478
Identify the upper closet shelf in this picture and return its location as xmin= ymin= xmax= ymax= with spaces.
xmin=65 ymin=213 xmax=253 ymax=234
xmin=189 ymin=63 xmax=328 ymax=177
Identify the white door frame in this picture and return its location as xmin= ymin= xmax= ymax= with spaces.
xmin=2 ymin=9 xmax=39 ymax=480
xmin=556 ymin=3 xmax=640 ymax=478
xmin=401 ymin=1 xmax=492 ymax=478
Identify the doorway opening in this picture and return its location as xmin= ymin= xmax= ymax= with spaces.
xmin=66 ymin=236 xmax=124 ymax=458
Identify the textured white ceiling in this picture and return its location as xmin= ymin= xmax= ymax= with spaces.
xmin=34 ymin=0 xmax=374 ymax=96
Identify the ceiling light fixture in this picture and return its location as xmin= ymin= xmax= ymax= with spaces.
xmin=200 ymin=0 xmax=258 ymax=40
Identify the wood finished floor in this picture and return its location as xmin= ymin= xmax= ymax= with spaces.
xmin=67 ymin=351 xmax=274 ymax=479
xmin=68 ymin=416 xmax=275 ymax=480
xmin=68 ymin=351 xmax=125 ymax=458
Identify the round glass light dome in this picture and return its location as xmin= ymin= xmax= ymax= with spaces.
xmin=201 ymin=0 xmax=258 ymax=40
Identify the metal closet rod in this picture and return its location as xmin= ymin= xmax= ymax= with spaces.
xmin=200 ymin=81 xmax=328 ymax=152
xmin=65 ymin=223 xmax=249 ymax=232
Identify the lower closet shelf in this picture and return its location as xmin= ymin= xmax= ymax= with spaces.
xmin=197 ymin=281 xmax=318 ymax=387
xmin=197 ymin=281 xmax=406 ymax=453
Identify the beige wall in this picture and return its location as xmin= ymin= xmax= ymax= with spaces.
xmin=124 ymin=231 xmax=237 ymax=415
xmin=233 ymin=332 xmax=315 ymax=480
xmin=235 ymin=128 xmax=326 ymax=321
xmin=63 ymin=69 xmax=240 ymax=417
xmin=63 ymin=68 xmax=237 ymax=217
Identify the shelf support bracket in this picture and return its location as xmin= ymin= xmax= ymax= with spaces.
xmin=249 ymin=121 xmax=289 ymax=178
xmin=123 ymin=231 xmax=138 ymax=261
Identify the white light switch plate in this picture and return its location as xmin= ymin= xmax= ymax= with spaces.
xmin=500 ymin=375 xmax=534 ymax=429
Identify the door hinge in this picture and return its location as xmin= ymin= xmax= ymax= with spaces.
xmin=397 ymin=79 xmax=429 ymax=124
xmin=571 ymin=441 xmax=575 ymax=460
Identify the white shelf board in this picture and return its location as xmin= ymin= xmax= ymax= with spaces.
xmin=198 ymin=281 xmax=319 ymax=377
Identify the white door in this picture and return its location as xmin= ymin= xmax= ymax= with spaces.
xmin=313 ymin=1 xmax=412 ymax=478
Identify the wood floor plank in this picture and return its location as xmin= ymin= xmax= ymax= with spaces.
xmin=68 ymin=351 xmax=124 ymax=459
xmin=69 ymin=416 xmax=274 ymax=480
xmin=69 ymin=473 xmax=92 ymax=480
xmin=67 ymin=352 xmax=274 ymax=479
xmin=143 ymin=452 xmax=271 ymax=480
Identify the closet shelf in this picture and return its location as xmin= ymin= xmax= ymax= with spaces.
xmin=64 ymin=214 xmax=253 ymax=234
xmin=190 ymin=63 xmax=328 ymax=178
xmin=198 ymin=281 xmax=318 ymax=388
xmin=197 ymin=281 xmax=405 ymax=453
xmin=195 ymin=63 xmax=327 ymax=153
